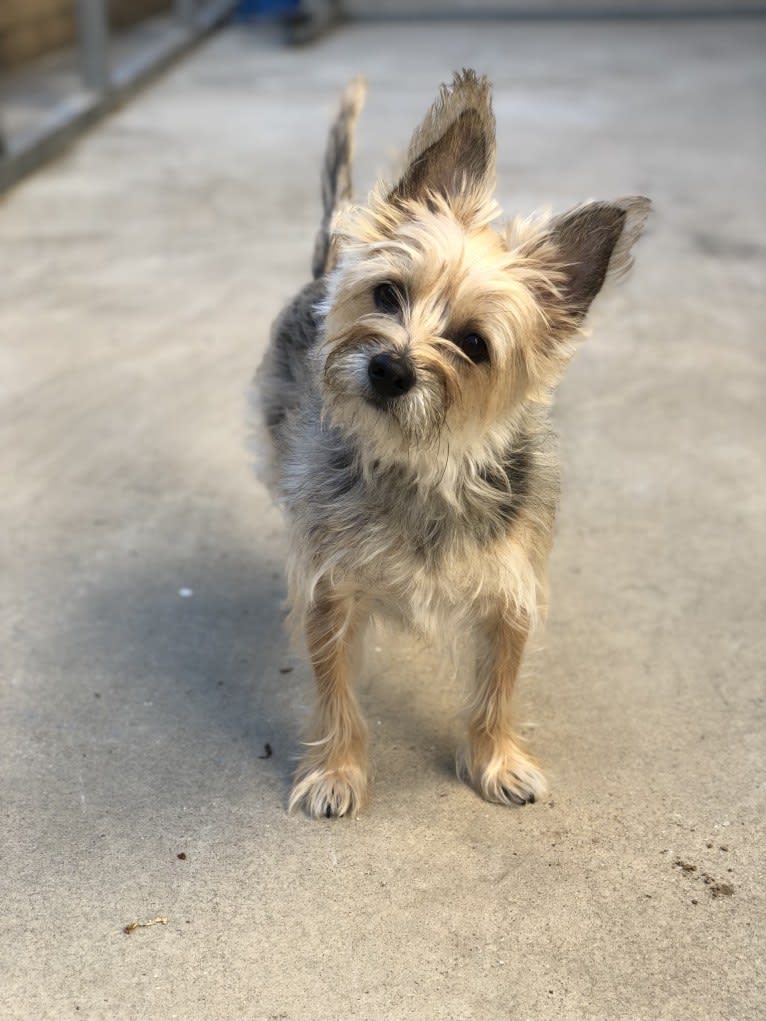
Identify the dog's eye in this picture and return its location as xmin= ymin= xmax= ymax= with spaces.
xmin=374 ymin=282 xmax=401 ymax=315
xmin=458 ymin=332 xmax=489 ymax=364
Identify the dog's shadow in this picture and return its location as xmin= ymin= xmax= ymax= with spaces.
xmin=59 ymin=548 xmax=297 ymax=804
xmin=58 ymin=544 xmax=461 ymax=818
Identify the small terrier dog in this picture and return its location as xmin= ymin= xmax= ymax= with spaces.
xmin=255 ymin=70 xmax=649 ymax=817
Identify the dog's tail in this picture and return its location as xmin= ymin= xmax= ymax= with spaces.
xmin=312 ymin=76 xmax=366 ymax=280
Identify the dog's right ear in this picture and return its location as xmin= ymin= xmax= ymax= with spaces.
xmin=389 ymin=69 xmax=496 ymax=218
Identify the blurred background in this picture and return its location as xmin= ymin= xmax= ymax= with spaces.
xmin=2 ymin=0 xmax=766 ymax=187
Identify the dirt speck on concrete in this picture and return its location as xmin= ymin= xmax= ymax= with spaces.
xmin=673 ymin=859 xmax=697 ymax=872
xmin=710 ymin=882 xmax=734 ymax=898
xmin=700 ymin=872 xmax=735 ymax=898
xmin=673 ymin=859 xmax=735 ymax=899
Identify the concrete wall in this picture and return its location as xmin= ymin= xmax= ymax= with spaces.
xmin=0 ymin=0 xmax=171 ymax=70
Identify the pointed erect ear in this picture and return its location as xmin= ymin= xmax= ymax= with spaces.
xmin=547 ymin=196 xmax=651 ymax=321
xmin=389 ymin=69 xmax=496 ymax=211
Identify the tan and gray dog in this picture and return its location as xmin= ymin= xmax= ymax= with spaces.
xmin=255 ymin=70 xmax=649 ymax=818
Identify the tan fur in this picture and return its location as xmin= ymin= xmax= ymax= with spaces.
xmin=254 ymin=70 xmax=649 ymax=817
xmin=457 ymin=612 xmax=548 ymax=805
xmin=288 ymin=586 xmax=368 ymax=817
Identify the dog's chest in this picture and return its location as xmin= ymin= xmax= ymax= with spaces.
xmin=306 ymin=451 xmax=535 ymax=620
xmin=320 ymin=455 xmax=482 ymax=562
xmin=281 ymin=442 xmax=544 ymax=633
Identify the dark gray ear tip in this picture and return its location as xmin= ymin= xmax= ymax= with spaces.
xmin=452 ymin=67 xmax=492 ymax=94
xmin=436 ymin=68 xmax=493 ymax=125
xmin=616 ymin=194 xmax=651 ymax=206
xmin=599 ymin=195 xmax=651 ymax=288
xmin=614 ymin=195 xmax=652 ymax=230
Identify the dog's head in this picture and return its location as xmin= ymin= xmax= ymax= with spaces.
xmin=317 ymin=70 xmax=649 ymax=462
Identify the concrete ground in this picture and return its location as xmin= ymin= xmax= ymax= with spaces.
xmin=1 ymin=15 xmax=764 ymax=1021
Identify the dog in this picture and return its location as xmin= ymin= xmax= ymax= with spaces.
xmin=254 ymin=70 xmax=649 ymax=818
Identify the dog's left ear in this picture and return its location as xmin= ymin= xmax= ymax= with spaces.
xmin=389 ymin=69 xmax=496 ymax=215
xmin=511 ymin=196 xmax=649 ymax=389
xmin=545 ymin=196 xmax=651 ymax=323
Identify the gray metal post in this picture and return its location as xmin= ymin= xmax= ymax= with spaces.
xmin=76 ymin=0 xmax=110 ymax=92
xmin=175 ymin=0 xmax=198 ymax=27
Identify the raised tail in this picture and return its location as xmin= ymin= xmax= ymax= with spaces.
xmin=311 ymin=76 xmax=366 ymax=280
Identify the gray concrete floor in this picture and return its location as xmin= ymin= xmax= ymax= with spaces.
xmin=1 ymin=16 xmax=764 ymax=1021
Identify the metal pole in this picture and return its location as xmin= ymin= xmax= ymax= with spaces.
xmin=175 ymin=0 xmax=198 ymax=28
xmin=76 ymin=0 xmax=110 ymax=92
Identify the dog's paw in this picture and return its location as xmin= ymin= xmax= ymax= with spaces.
xmin=457 ymin=736 xmax=547 ymax=807
xmin=482 ymin=758 xmax=547 ymax=807
xmin=289 ymin=762 xmax=368 ymax=819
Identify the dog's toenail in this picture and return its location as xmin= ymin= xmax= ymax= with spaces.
xmin=325 ymin=805 xmax=333 ymax=818
xmin=528 ymin=793 xmax=536 ymax=804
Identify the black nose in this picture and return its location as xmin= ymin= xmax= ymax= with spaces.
xmin=367 ymin=352 xmax=415 ymax=399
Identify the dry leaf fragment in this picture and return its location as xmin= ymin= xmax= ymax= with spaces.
xmin=123 ymin=916 xmax=168 ymax=935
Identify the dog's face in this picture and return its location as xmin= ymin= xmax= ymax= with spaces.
xmin=317 ymin=72 xmax=648 ymax=461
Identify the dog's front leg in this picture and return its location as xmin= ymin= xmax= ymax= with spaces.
xmin=458 ymin=613 xmax=548 ymax=807
xmin=289 ymin=587 xmax=368 ymax=818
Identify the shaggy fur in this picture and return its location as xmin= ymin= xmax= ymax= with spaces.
xmin=254 ymin=70 xmax=649 ymax=817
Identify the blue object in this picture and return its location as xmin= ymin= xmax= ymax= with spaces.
xmin=235 ymin=0 xmax=300 ymax=18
